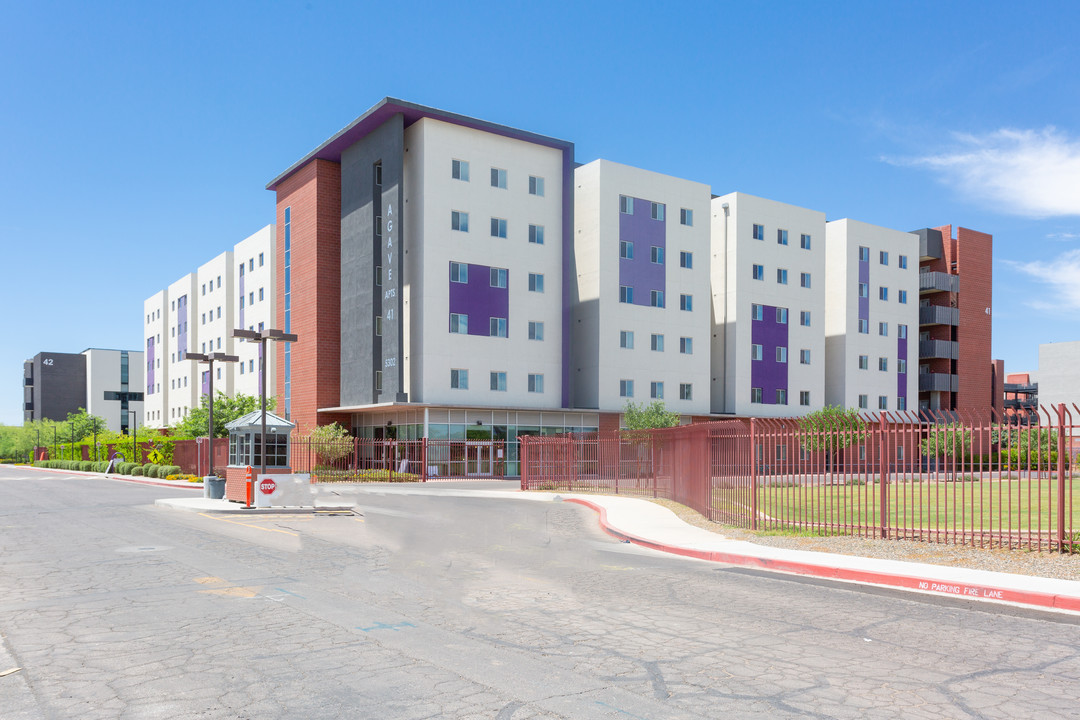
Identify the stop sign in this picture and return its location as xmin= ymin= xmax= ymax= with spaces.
xmin=259 ymin=478 xmax=277 ymax=495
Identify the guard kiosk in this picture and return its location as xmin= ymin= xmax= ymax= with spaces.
xmin=224 ymin=410 xmax=296 ymax=502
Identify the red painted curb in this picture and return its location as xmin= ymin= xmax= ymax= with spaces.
xmin=564 ymin=498 xmax=1080 ymax=614
xmin=24 ymin=466 xmax=203 ymax=490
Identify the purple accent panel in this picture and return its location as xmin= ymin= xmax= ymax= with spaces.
xmin=898 ymin=336 xmax=908 ymax=402
xmin=146 ymin=337 xmax=155 ymax=393
xmin=618 ymin=197 xmax=666 ymax=306
xmin=561 ymin=146 xmax=573 ymax=408
xmin=858 ymin=259 xmax=869 ymax=322
xmin=177 ymin=295 xmax=188 ymax=357
xmin=239 ymin=273 xmax=245 ymax=329
xmin=751 ymin=304 xmax=789 ymax=404
xmin=201 ymin=370 xmax=210 ymax=398
xmin=448 ymin=262 xmax=510 ymax=337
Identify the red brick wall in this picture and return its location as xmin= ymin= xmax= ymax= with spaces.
xmin=225 ymin=465 xmax=295 ymax=503
xmin=953 ymin=227 xmax=993 ymax=420
xmin=599 ymin=413 xmax=620 ymax=434
xmin=276 ymin=159 xmax=342 ymax=436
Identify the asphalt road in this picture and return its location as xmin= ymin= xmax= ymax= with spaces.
xmin=2 ymin=467 xmax=1080 ymax=719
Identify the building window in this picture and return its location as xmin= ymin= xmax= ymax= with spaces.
xmin=376 ymin=316 xmax=383 ymax=336
xmin=899 ymin=255 xmax=908 ymax=269
xmin=203 ymin=312 xmax=208 ymax=323
xmin=858 ymin=319 xmax=869 ymax=334
xmin=528 ymin=224 xmax=544 ymax=244
xmin=753 ymin=264 xmax=764 ymax=280
xmin=620 ymin=330 xmax=634 ymax=349
xmin=528 ymin=175 xmax=544 ymax=196
xmin=859 ymin=246 xmax=870 ymax=262
xmin=751 ymin=344 xmax=763 ymax=361
xmin=452 ymin=159 xmax=469 ymax=181
xmin=620 ymin=240 xmax=634 ymax=259
xmin=879 ymin=357 xmax=888 ymax=371
xmin=879 ymin=286 xmax=888 ymax=301
xmin=751 ymin=387 xmax=763 ymax=403
xmin=859 ymin=355 xmax=868 ymax=370
xmin=680 ymin=251 xmax=692 ymax=269
xmin=879 ymin=322 xmax=888 ymax=336
xmin=801 ymin=273 xmax=811 ymax=288
xmin=879 ymin=396 xmax=888 ymax=410
xmin=376 ymin=266 xmax=382 ymax=286
xmin=776 ymin=307 xmax=788 ymax=324
xmin=450 ymin=262 xmax=468 ymax=283
xmin=800 ymin=349 xmax=810 ymax=364
xmin=490 ymin=318 xmax=508 ymax=337
xmin=239 ymin=263 xmax=245 ymax=277
xmin=528 ymin=321 xmax=544 ymax=340
xmin=490 ymin=267 xmax=508 ymax=288
xmin=374 ymin=162 xmax=383 ymax=187
xmin=651 ymin=246 xmax=665 ymax=264
xmin=650 ymin=202 xmax=665 ymax=221
xmin=801 ymin=234 xmax=811 ymax=250
xmin=880 ymin=250 xmax=889 ymax=265
xmin=800 ymin=391 xmax=810 ymax=406
xmin=776 ymin=347 xmax=788 ymax=363
xmin=680 ymin=294 xmax=692 ymax=311
xmin=681 ymin=383 xmax=693 ymax=400
xmin=259 ymin=288 xmax=264 ymax=301
xmin=898 ymin=359 xmax=907 ymax=373
xmin=451 ymin=369 xmax=468 ymax=389
xmin=777 ymin=229 xmax=788 ymax=245
xmin=775 ymin=388 xmax=787 ymax=405
xmin=651 ymin=333 xmax=664 ymax=351
xmin=680 ymin=337 xmax=693 ymax=354
xmin=450 ymin=313 xmax=468 ymax=334
xmin=651 ymin=381 xmax=664 ymax=399
xmin=375 ymin=215 xmax=382 ymax=238
xmin=200 ymin=286 xmax=205 ymax=297
xmin=680 ymin=208 xmax=693 ymax=226
xmin=528 ymin=374 xmax=544 ymax=393
xmin=375 ymin=371 xmax=383 ymax=392
xmin=490 ymin=371 xmax=507 ymax=391
xmin=858 ymin=394 xmax=868 ymax=409
xmin=258 ymin=254 xmax=264 ymax=267
xmin=800 ymin=311 xmax=810 ymax=326
xmin=620 ymin=286 xmax=634 ymax=303
xmin=620 ymin=379 xmax=634 ymax=398
xmin=491 ymin=217 xmax=508 ymax=238
xmin=753 ymin=224 xmax=765 ymax=240
xmin=859 ymin=282 xmax=869 ymax=298
xmin=451 ymin=210 xmax=469 ymax=232
xmin=752 ymin=304 xmax=764 ymax=321
xmin=898 ymin=290 xmax=907 ymax=304
xmin=528 ymin=273 xmax=544 ymax=292
xmin=491 ymin=168 xmax=507 ymax=189
xmin=651 ymin=290 xmax=665 ymax=308
xmin=240 ymin=364 xmax=245 ymax=375
xmin=898 ymin=397 xmax=907 ymax=411
xmin=620 ymin=195 xmax=633 ymax=214
xmin=899 ymin=324 xmax=908 ymax=339
xmin=777 ymin=269 xmax=788 ymax=284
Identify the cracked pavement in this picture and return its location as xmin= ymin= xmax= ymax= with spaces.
xmin=2 ymin=467 xmax=1080 ymax=718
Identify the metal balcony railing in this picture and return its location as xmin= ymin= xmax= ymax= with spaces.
xmin=918 ymin=271 xmax=959 ymax=293
xmin=918 ymin=372 xmax=959 ymax=393
xmin=919 ymin=305 xmax=959 ymax=326
xmin=918 ymin=339 xmax=959 ymax=359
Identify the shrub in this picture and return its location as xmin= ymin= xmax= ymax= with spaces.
xmin=165 ymin=465 xmax=182 ymax=477
xmin=93 ymin=461 xmax=108 ymax=473
xmin=79 ymin=461 xmax=92 ymax=471
xmin=132 ymin=466 xmax=145 ymax=476
xmin=144 ymin=463 xmax=158 ymax=478
xmin=118 ymin=462 xmax=135 ymax=475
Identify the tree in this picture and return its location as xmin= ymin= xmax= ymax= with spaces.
xmin=622 ymin=400 xmax=680 ymax=430
xmin=797 ymin=406 xmax=867 ymax=470
xmin=172 ymin=392 xmax=276 ymax=438
xmin=65 ymin=408 xmax=108 ymax=442
xmin=308 ymin=422 xmax=353 ymax=464
xmin=920 ymin=423 xmax=971 ymax=458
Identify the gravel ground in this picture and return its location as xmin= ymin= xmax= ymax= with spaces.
xmin=644 ymin=497 xmax=1080 ymax=581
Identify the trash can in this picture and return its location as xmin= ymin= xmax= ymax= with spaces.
xmin=205 ymin=475 xmax=226 ymax=500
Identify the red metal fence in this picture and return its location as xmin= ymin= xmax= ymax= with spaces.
xmin=521 ymin=406 xmax=1080 ymax=552
xmin=288 ymin=437 xmax=509 ymax=483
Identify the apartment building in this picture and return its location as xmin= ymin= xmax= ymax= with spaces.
xmin=24 ymin=348 xmax=143 ymax=433
xmin=710 ymin=193 xmax=828 ymax=417
xmin=142 ymin=225 xmax=276 ymax=429
xmin=824 ymin=219 xmax=919 ymax=413
xmin=573 ymin=160 xmax=712 ymax=417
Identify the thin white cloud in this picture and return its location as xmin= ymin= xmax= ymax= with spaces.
xmin=1011 ymin=249 xmax=1080 ymax=311
xmin=889 ymin=127 xmax=1080 ymax=218
xmin=1047 ymin=232 xmax=1080 ymax=241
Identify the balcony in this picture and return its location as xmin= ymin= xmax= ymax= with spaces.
xmin=1004 ymin=397 xmax=1038 ymax=410
xmin=919 ymin=305 xmax=959 ymax=326
xmin=919 ymin=271 xmax=959 ymax=294
xmin=919 ymin=373 xmax=959 ymax=393
xmin=1004 ymin=382 xmax=1038 ymax=395
xmin=918 ymin=339 xmax=959 ymax=359
xmin=918 ymin=228 xmax=944 ymax=260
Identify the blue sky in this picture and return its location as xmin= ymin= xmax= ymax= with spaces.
xmin=3 ymin=1 xmax=1079 ymax=426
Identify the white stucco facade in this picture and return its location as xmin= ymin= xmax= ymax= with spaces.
xmin=1035 ymin=342 xmax=1080 ymax=409
xmin=83 ymin=348 xmax=144 ymax=433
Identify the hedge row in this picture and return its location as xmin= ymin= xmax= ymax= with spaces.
xmin=33 ymin=460 xmax=183 ymax=477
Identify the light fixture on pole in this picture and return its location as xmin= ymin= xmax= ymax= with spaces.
xmin=233 ymin=328 xmax=297 ymax=480
xmin=186 ymin=351 xmax=239 ymax=486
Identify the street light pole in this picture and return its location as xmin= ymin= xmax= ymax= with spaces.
xmin=186 ymin=351 xmax=239 ymax=480
xmin=233 ymin=328 xmax=297 ymax=480
xmin=70 ymin=420 xmax=75 ymax=461
xmin=128 ymin=410 xmax=138 ymax=463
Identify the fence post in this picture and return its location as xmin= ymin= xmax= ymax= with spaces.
xmin=519 ymin=438 xmax=529 ymax=490
xmin=1057 ymin=404 xmax=1067 ymax=552
xmin=422 ymin=438 xmax=428 ymax=483
xmin=750 ymin=418 xmax=758 ymax=531
xmin=651 ymin=434 xmax=658 ymax=499
xmin=879 ymin=414 xmax=888 ymax=539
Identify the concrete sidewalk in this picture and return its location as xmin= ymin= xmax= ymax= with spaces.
xmin=153 ymin=481 xmax=1080 ymax=615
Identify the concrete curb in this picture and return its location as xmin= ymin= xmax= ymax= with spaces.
xmin=563 ymin=497 xmax=1080 ymax=615
xmin=23 ymin=465 xmax=203 ymax=491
